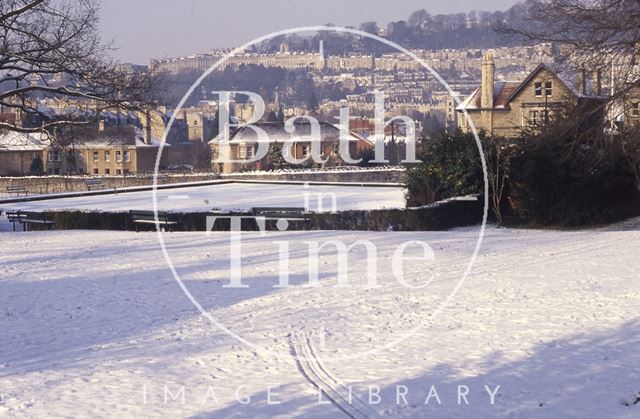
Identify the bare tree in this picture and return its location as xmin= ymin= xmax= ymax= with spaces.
xmin=483 ymin=136 xmax=516 ymax=224
xmin=498 ymin=0 xmax=640 ymax=95
xmin=0 ymin=0 xmax=160 ymax=139
xmin=498 ymin=0 xmax=640 ymax=191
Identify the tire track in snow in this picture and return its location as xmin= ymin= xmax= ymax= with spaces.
xmin=290 ymin=330 xmax=387 ymax=419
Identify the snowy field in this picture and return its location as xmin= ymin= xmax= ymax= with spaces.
xmin=1 ymin=222 xmax=639 ymax=418
xmin=0 ymin=182 xmax=405 ymax=213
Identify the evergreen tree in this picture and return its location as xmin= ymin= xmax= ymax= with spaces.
xmin=29 ymin=156 xmax=44 ymax=176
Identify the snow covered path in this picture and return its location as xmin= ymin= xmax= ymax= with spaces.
xmin=0 ymin=182 xmax=405 ymax=213
xmin=0 ymin=225 xmax=639 ymax=418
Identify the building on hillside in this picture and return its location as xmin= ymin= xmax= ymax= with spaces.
xmin=207 ymin=121 xmax=373 ymax=173
xmin=0 ymin=131 xmax=49 ymax=176
xmin=456 ymin=53 xmax=605 ymax=137
xmin=45 ymin=125 xmax=168 ymax=176
xmin=174 ymin=107 xmax=217 ymax=143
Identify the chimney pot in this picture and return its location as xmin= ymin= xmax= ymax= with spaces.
xmin=481 ymin=52 xmax=495 ymax=109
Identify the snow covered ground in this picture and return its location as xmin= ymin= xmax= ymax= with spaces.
xmin=0 ymin=223 xmax=639 ymax=418
xmin=0 ymin=182 xmax=405 ymax=213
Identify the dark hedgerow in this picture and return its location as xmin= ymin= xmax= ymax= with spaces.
xmin=509 ymin=133 xmax=639 ymax=226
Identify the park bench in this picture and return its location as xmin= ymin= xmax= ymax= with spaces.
xmin=129 ymin=210 xmax=177 ymax=232
xmin=6 ymin=210 xmax=54 ymax=231
xmin=251 ymin=207 xmax=309 ymax=221
xmin=85 ymin=178 xmax=103 ymax=191
xmin=251 ymin=207 xmax=310 ymax=230
xmin=6 ymin=185 xmax=28 ymax=196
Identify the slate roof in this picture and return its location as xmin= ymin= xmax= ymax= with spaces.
xmin=208 ymin=121 xmax=369 ymax=144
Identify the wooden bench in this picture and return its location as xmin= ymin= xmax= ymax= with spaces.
xmin=251 ymin=207 xmax=309 ymax=220
xmin=6 ymin=185 xmax=28 ymax=196
xmin=6 ymin=210 xmax=54 ymax=231
xmin=251 ymin=207 xmax=310 ymax=230
xmin=129 ymin=210 xmax=177 ymax=232
xmin=85 ymin=178 xmax=103 ymax=191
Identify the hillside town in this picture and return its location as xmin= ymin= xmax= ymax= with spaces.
xmin=2 ymin=40 xmax=638 ymax=177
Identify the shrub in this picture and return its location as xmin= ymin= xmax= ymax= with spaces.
xmin=29 ymin=156 xmax=45 ymax=176
xmin=509 ymin=133 xmax=638 ymax=226
xmin=405 ymin=130 xmax=484 ymax=207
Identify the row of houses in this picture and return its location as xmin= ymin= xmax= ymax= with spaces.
xmin=2 ymin=54 xmax=638 ymax=177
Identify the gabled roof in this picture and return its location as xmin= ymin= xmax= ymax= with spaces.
xmin=456 ymin=63 xmax=583 ymax=112
xmin=505 ymin=63 xmax=577 ymax=103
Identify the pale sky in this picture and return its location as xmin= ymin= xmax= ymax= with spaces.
xmin=99 ymin=0 xmax=521 ymax=64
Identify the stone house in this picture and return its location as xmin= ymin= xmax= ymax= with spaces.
xmin=45 ymin=125 xmax=168 ymax=176
xmin=456 ymin=53 xmax=604 ymax=137
xmin=0 ymin=131 xmax=49 ymax=176
xmin=208 ymin=121 xmax=373 ymax=173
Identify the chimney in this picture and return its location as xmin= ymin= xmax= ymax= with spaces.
xmin=481 ymin=52 xmax=495 ymax=109
xmin=578 ymin=67 xmax=587 ymax=95
xmin=144 ymin=109 xmax=152 ymax=144
xmin=593 ymin=69 xmax=602 ymax=96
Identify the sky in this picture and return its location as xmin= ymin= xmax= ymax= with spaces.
xmin=99 ymin=0 xmax=521 ymax=64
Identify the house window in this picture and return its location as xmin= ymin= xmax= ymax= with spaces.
xmin=116 ymin=169 xmax=122 ymax=175
xmin=528 ymin=110 xmax=550 ymax=126
xmin=238 ymin=146 xmax=246 ymax=159
xmin=105 ymin=168 xmax=110 ymax=175
xmin=282 ymin=145 xmax=290 ymax=158
xmin=545 ymin=81 xmax=552 ymax=96
xmin=632 ymin=103 xmax=640 ymax=117
xmin=93 ymin=168 xmax=99 ymax=175
xmin=246 ymin=145 xmax=254 ymax=159
xmin=116 ymin=150 xmax=122 ymax=162
xmin=124 ymin=169 xmax=130 ymax=175
xmin=534 ymin=82 xmax=542 ymax=97
xmin=302 ymin=145 xmax=310 ymax=157
xmin=104 ymin=151 xmax=110 ymax=162
xmin=48 ymin=150 xmax=61 ymax=162
xmin=123 ymin=150 xmax=130 ymax=162
xmin=93 ymin=151 xmax=99 ymax=162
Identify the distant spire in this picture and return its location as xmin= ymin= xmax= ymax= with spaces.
xmin=274 ymin=87 xmax=283 ymax=120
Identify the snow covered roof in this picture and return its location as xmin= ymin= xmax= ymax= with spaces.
xmin=455 ymin=81 xmax=522 ymax=111
xmin=208 ymin=121 xmax=367 ymax=145
xmin=0 ymin=131 xmax=50 ymax=151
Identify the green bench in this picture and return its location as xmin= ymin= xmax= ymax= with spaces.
xmin=129 ymin=210 xmax=177 ymax=232
xmin=6 ymin=210 xmax=54 ymax=231
xmin=6 ymin=185 xmax=28 ymax=196
xmin=85 ymin=178 xmax=103 ymax=190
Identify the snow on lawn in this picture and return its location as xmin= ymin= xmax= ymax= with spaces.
xmin=0 ymin=182 xmax=406 ymax=213
xmin=1 ymin=224 xmax=639 ymax=417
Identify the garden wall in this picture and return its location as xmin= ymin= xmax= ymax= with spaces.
xmin=0 ymin=168 xmax=405 ymax=196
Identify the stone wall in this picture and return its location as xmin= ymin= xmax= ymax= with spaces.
xmin=0 ymin=168 xmax=405 ymax=196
